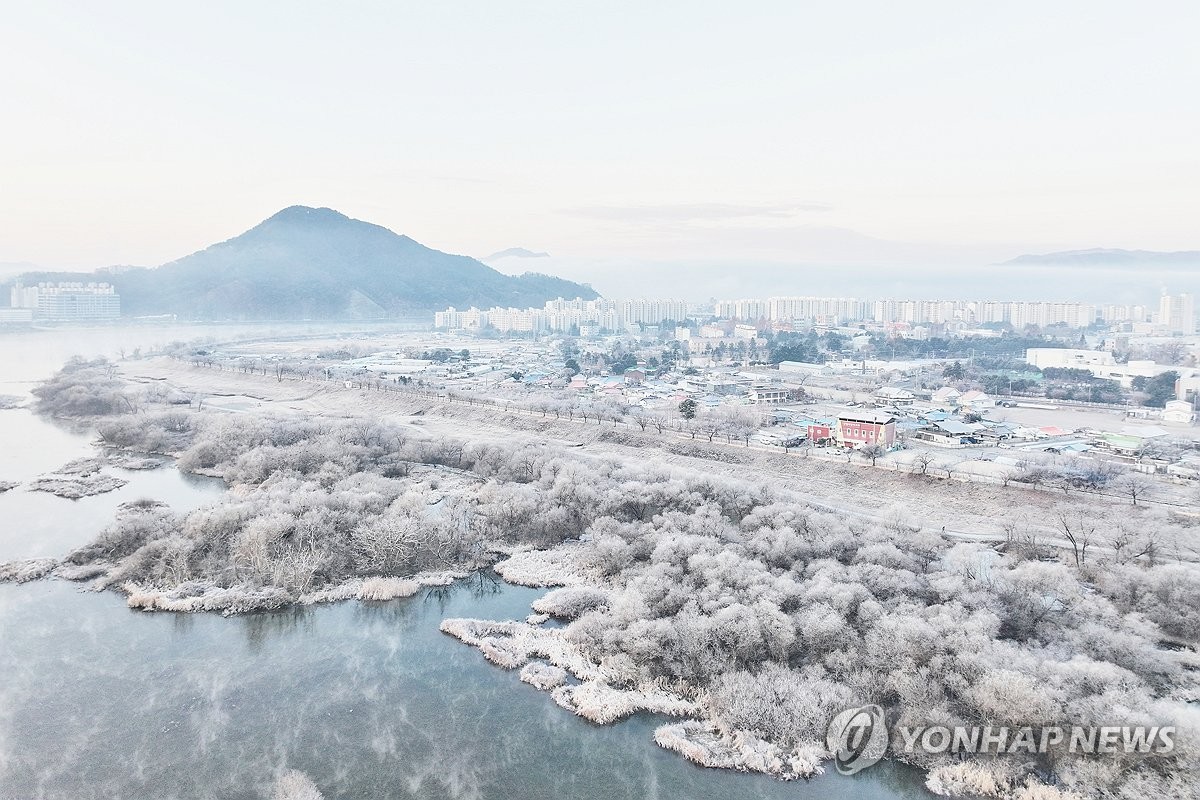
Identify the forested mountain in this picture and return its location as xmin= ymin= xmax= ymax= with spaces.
xmin=19 ymin=206 xmax=597 ymax=319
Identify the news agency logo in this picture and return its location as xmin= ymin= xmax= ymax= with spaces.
xmin=825 ymin=704 xmax=1176 ymax=775
xmin=826 ymin=704 xmax=888 ymax=775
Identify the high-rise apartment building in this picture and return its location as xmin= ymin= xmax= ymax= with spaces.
xmin=10 ymin=282 xmax=121 ymax=321
xmin=1159 ymin=292 xmax=1195 ymax=334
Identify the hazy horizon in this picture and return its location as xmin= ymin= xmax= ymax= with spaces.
xmin=3 ymin=2 xmax=1199 ymax=278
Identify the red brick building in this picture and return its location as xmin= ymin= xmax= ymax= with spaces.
xmin=807 ymin=423 xmax=834 ymax=443
xmin=836 ymin=412 xmax=896 ymax=448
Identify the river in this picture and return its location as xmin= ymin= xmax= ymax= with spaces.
xmin=0 ymin=324 xmax=932 ymax=799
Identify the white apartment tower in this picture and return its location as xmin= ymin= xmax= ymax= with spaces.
xmin=1159 ymin=292 xmax=1195 ymax=334
xmin=11 ymin=282 xmax=121 ymax=321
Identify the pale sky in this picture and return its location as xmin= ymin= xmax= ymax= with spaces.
xmin=2 ymin=1 xmax=1198 ymax=271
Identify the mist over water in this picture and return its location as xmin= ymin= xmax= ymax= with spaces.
xmin=0 ymin=325 xmax=931 ymax=799
xmin=0 ymin=576 xmax=928 ymax=799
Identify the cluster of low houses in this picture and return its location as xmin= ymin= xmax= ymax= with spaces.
xmin=778 ymin=385 xmax=1198 ymax=475
xmin=333 ymin=346 xmax=1200 ymax=472
xmin=777 ymin=387 xmax=1010 ymax=451
xmin=342 ymin=346 xmax=804 ymax=412
xmin=555 ymin=367 xmax=795 ymax=410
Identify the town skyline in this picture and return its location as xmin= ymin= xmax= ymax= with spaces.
xmin=432 ymin=291 xmax=1196 ymax=335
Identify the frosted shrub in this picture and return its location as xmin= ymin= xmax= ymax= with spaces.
xmin=98 ymin=411 xmax=191 ymax=452
xmin=924 ymin=762 xmax=1009 ymax=797
xmin=32 ymin=358 xmax=130 ymax=417
xmin=551 ymin=680 xmax=697 ymax=724
xmin=494 ymin=549 xmax=585 ymax=587
xmin=519 ymin=662 xmax=567 ymax=691
xmin=530 ymin=587 xmax=610 ymax=619
xmin=654 ymin=721 xmax=741 ymax=770
xmin=52 ymin=562 xmax=108 ymax=581
xmin=67 ymin=501 xmax=178 ymax=565
xmin=1009 ymin=784 xmax=1086 ymax=800
xmin=124 ymin=581 xmax=294 ymax=614
xmin=966 ymin=669 xmax=1065 ymax=726
xmin=0 ymin=558 xmax=58 ymax=583
xmin=28 ymin=474 xmax=128 ymax=498
xmin=358 ymin=577 xmax=420 ymax=601
xmin=1127 ymin=564 xmax=1200 ymax=640
xmin=710 ymin=665 xmax=854 ymax=749
xmin=653 ymin=720 xmax=826 ymax=779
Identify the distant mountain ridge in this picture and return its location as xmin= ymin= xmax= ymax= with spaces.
xmin=485 ymin=247 xmax=550 ymax=261
xmin=13 ymin=206 xmax=597 ymax=319
xmin=1003 ymin=248 xmax=1200 ymax=267
xmin=0 ymin=261 xmax=40 ymax=280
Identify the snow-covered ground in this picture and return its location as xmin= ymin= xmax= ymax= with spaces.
xmin=117 ymin=357 xmax=1200 ymax=562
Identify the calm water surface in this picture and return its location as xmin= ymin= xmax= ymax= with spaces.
xmin=0 ymin=326 xmax=933 ymax=799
